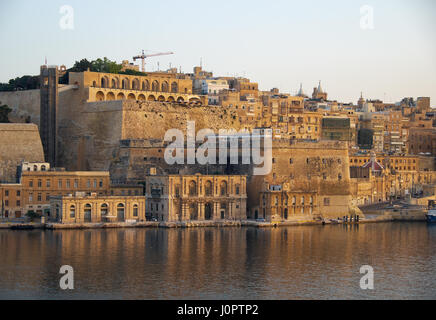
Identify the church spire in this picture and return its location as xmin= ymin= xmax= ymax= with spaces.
xmin=317 ymin=80 xmax=323 ymax=93
xmin=297 ymin=83 xmax=305 ymax=97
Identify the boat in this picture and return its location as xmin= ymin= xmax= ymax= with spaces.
xmin=426 ymin=201 xmax=436 ymax=224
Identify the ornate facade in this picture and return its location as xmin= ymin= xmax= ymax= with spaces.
xmin=145 ymin=175 xmax=247 ymax=222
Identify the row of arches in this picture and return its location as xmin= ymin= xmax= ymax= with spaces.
xmin=95 ymin=77 xmax=181 ymax=93
xmin=68 ymin=203 xmax=139 ymax=222
xmin=95 ymin=91 xmax=202 ymax=105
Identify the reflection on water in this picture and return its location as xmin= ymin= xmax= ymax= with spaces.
xmin=0 ymin=223 xmax=435 ymax=300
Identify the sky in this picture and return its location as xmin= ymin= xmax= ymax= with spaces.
xmin=0 ymin=0 xmax=435 ymax=105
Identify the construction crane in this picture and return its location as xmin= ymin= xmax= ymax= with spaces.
xmin=133 ymin=50 xmax=174 ymax=72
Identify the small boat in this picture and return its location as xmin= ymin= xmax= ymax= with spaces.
xmin=426 ymin=200 xmax=436 ymax=224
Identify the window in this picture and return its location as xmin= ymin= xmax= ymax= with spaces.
xmin=5 ymin=200 xmax=9 ymax=207
xmin=101 ymin=204 xmax=108 ymax=216
xmin=235 ymin=185 xmax=240 ymax=195
xmin=16 ymin=190 xmax=20 ymax=196
xmin=133 ymin=204 xmax=138 ymax=217
xmin=29 ymin=194 xmax=33 ymax=202
xmin=87 ymin=180 xmax=91 ymax=188
xmin=93 ymin=180 xmax=97 ymax=188
xmin=289 ymin=158 xmax=293 ymax=164
xmin=37 ymin=193 xmax=42 ymax=202
xmin=38 ymin=180 xmax=42 ymax=188
xmin=99 ymin=180 xmax=103 ymax=188
xmin=324 ymin=198 xmax=330 ymax=206
xmin=16 ymin=200 xmax=20 ymax=206
xmin=204 ymin=181 xmax=213 ymax=196
xmin=66 ymin=180 xmax=70 ymax=188
xmin=46 ymin=194 xmax=50 ymax=201
xmin=338 ymin=174 xmax=342 ymax=181
xmin=4 ymin=190 xmax=8 ymax=196
xmin=58 ymin=180 xmax=62 ymax=188
xmin=74 ymin=180 xmax=78 ymax=188
xmin=46 ymin=180 xmax=51 ymax=188
xmin=189 ymin=181 xmax=197 ymax=196
xmin=29 ymin=180 xmax=33 ymax=187
xmin=70 ymin=205 xmax=76 ymax=218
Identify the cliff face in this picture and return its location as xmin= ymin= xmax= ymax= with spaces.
xmin=0 ymin=124 xmax=44 ymax=182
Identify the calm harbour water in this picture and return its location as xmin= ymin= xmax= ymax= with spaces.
xmin=0 ymin=223 xmax=435 ymax=300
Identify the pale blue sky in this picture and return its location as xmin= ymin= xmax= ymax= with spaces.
xmin=0 ymin=0 xmax=435 ymax=105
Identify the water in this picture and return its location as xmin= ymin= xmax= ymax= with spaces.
xmin=0 ymin=223 xmax=435 ymax=300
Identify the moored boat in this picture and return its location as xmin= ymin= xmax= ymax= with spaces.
xmin=426 ymin=200 xmax=436 ymax=223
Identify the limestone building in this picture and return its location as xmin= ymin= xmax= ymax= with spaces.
xmin=0 ymin=161 xmax=111 ymax=218
xmin=248 ymin=140 xmax=353 ymax=221
xmin=50 ymin=193 xmax=145 ymax=224
xmin=145 ymin=175 xmax=247 ymax=222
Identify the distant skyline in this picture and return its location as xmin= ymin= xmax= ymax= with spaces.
xmin=0 ymin=0 xmax=435 ymax=105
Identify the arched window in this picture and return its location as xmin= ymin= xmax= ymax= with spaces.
xmin=152 ymin=80 xmax=159 ymax=92
xmin=235 ymin=184 xmax=240 ymax=195
xmin=96 ymin=91 xmax=105 ymax=101
xmin=84 ymin=204 xmax=92 ymax=222
xmin=117 ymin=203 xmax=125 ymax=221
xmin=205 ymin=181 xmax=213 ymax=196
xmin=133 ymin=204 xmax=138 ymax=217
xmin=122 ymin=79 xmax=130 ymax=89
xmin=33 ymin=165 xmax=38 ymax=171
xmin=41 ymin=165 xmax=46 ymax=171
xmin=132 ymin=78 xmax=140 ymax=90
xmin=111 ymin=78 xmax=118 ymax=89
xmin=142 ymin=80 xmax=150 ymax=91
xmin=220 ymin=181 xmax=227 ymax=196
xmin=69 ymin=205 xmax=76 ymax=218
xmin=100 ymin=203 xmax=108 ymax=216
xmin=161 ymin=81 xmax=169 ymax=92
xmin=189 ymin=181 xmax=197 ymax=196
xmin=171 ymin=82 xmax=178 ymax=93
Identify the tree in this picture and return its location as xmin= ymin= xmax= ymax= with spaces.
xmin=0 ymin=104 xmax=12 ymax=123
xmin=0 ymin=75 xmax=39 ymax=91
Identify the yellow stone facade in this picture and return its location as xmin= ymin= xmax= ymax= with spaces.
xmin=69 ymin=71 xmax=207 ymax=106
xmin=145 ymin=175 xmax=247 ymax=222
xmin=50 ymin=194 xmax=146 ymax=223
